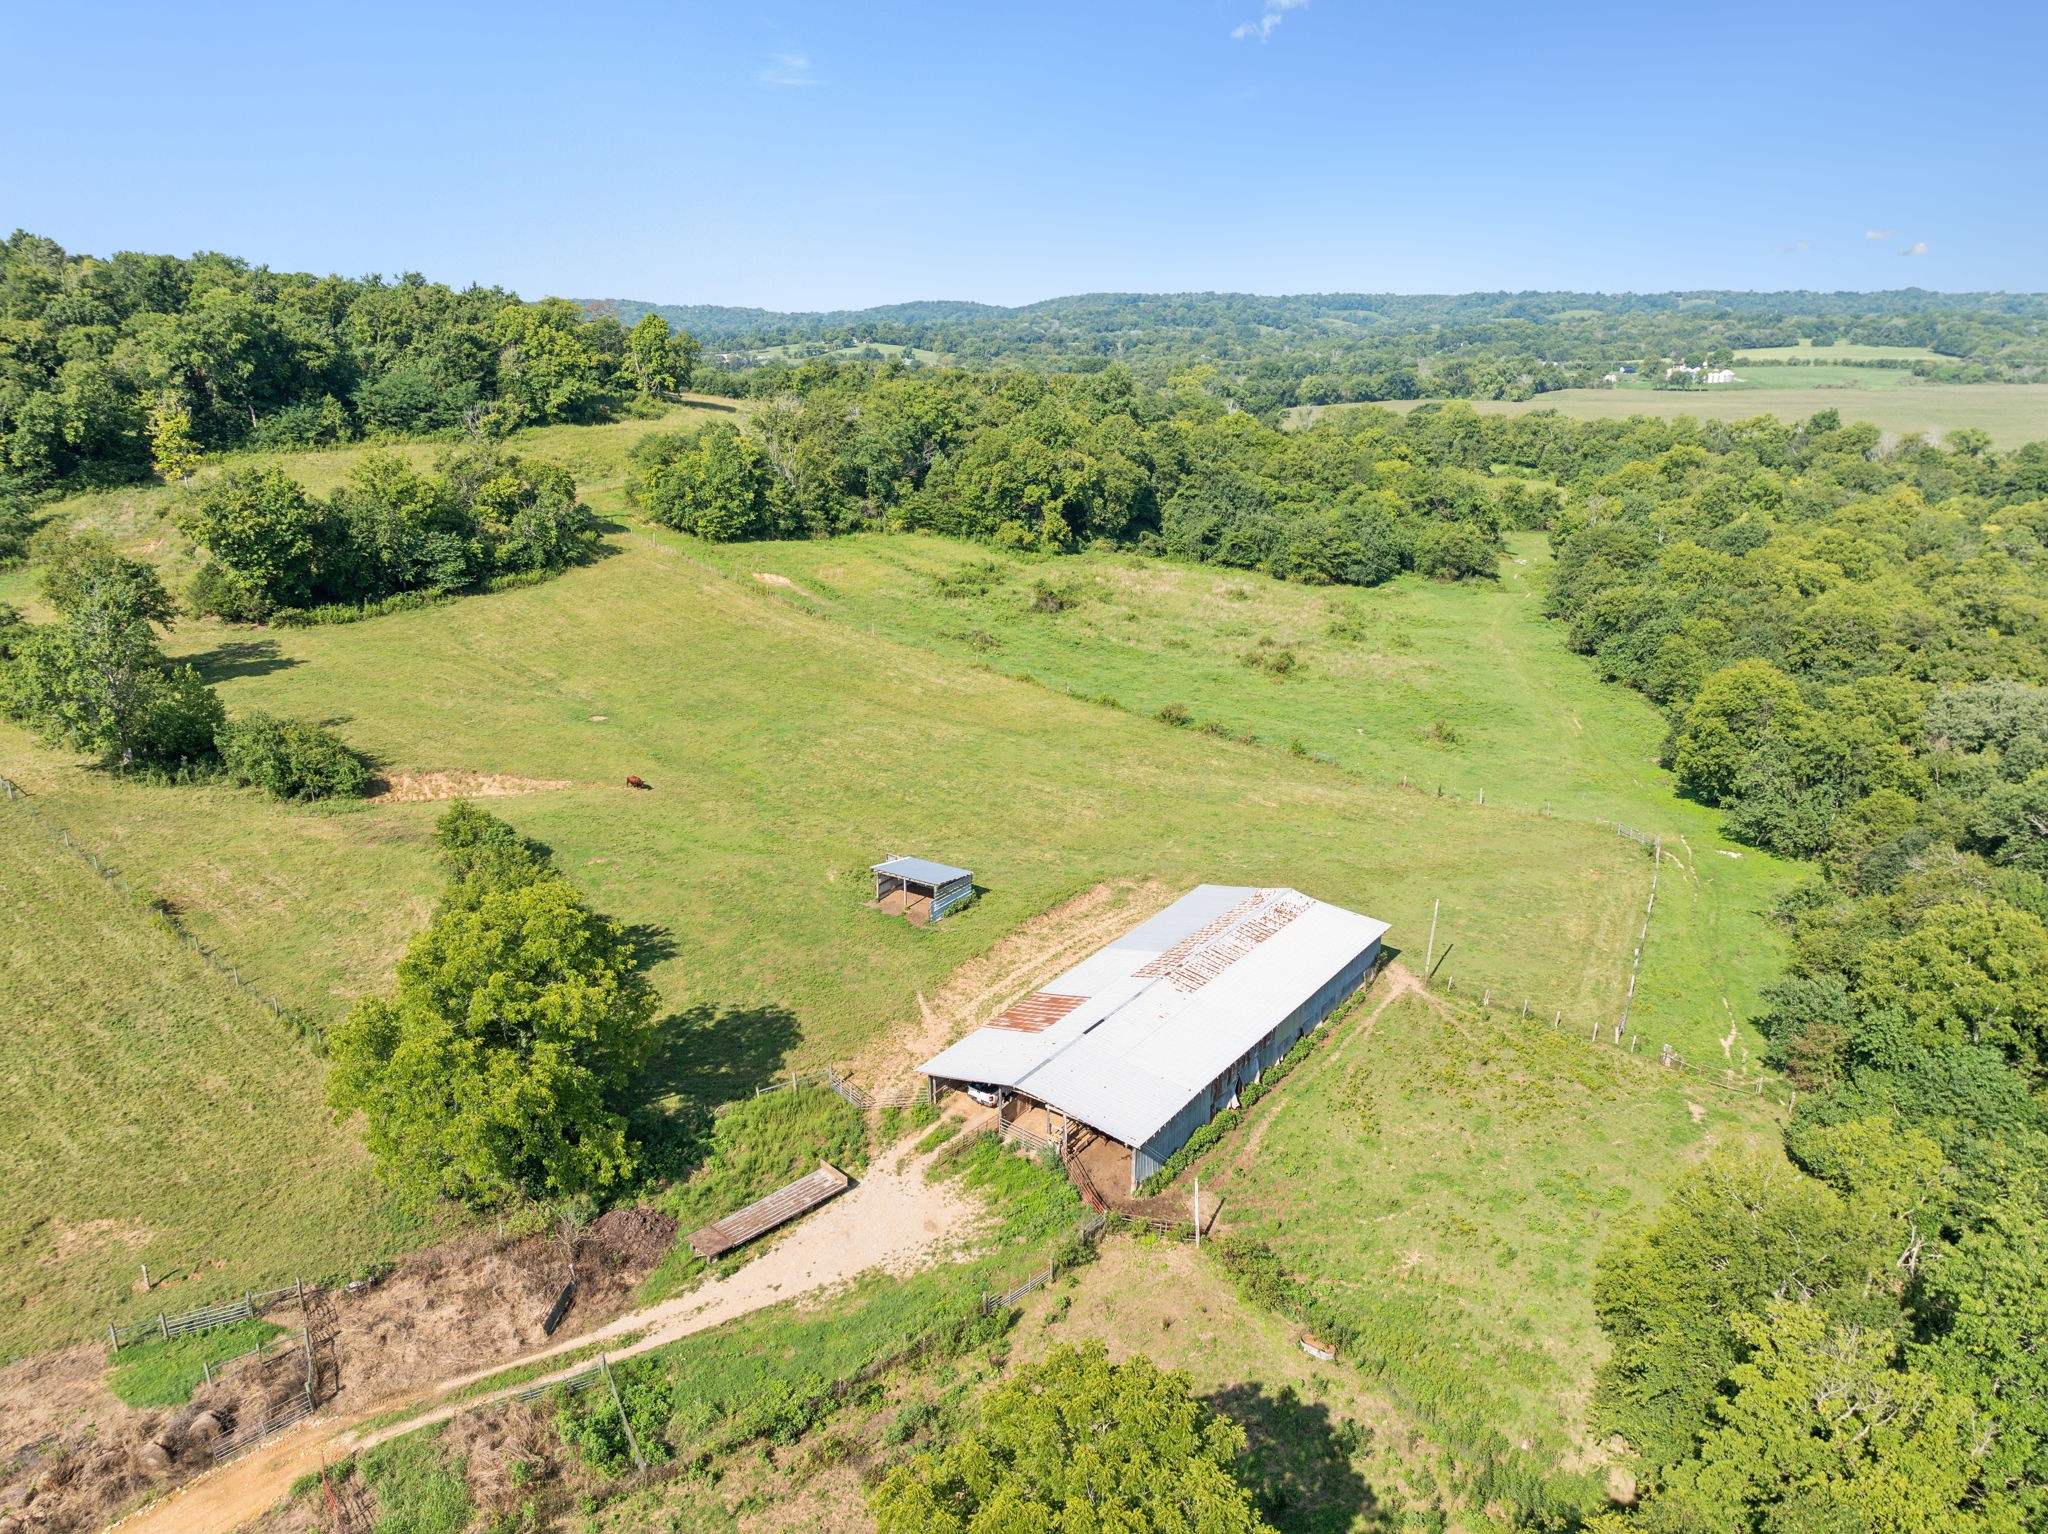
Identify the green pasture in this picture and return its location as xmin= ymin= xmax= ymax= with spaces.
xmin=0 ymin=818 xmax=430 ymax=1356
xmin=1289 ymin=385 xmax=2048 ymax=449
xmin=1204 ymin=989 xmax=1779 ymax=1466
xmin=690 ymin=530 xmax=1797 ymax=1061
xmin=3 ymin=522 xmax=1653 ymax=1063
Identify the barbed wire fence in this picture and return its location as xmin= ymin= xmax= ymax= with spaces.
xmin=0 ymin=774 xmax=326 ymax=1049
xmin=1423 ymin=826 xmax=1791 ymax=1107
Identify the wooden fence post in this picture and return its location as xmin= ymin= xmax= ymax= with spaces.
xmin=109 ymin=1324 xmax=119 ymax=1353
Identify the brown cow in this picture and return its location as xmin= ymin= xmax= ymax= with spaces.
xmin=626 ymin=774 xmax=650 ymax=790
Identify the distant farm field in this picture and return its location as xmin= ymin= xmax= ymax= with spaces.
xmin=1731 ymin=340 xmax=1950 ymax=362
xmin=1289 ymin=383 xmax=2048 ymax=447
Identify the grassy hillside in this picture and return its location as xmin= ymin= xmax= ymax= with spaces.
xmin=0 ymin=806 xmax=426 ymax=1356
xmin=1203 ymin=988 xmax=1776 ymax=1466
xmin=1 ymin=448 xmax=1667 ymax=1349
xmin=690 ymin=531 xmax=1797 ymax=1061
xmin=1288 ymin=384 xmax=2048 ymax=448
xmin=3 ymin=531 xmax=1648 ymax=1070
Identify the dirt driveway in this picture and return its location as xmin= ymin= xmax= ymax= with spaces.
xmin=105 ymin=1138 xmax=985 ymax=1534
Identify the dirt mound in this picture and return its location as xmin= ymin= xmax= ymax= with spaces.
xmin=585 ymin=1206 xmax=677 ymax=1267
xmin=5 ymin=1217 xmax=679 ymax=1534
xmin=368 ymin=771 xmax=574 ymax=804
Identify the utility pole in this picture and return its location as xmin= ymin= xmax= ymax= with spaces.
xmin=1425 ymin=899 xmax=1440 ymax=973
xmin=1193 ymin=1175 xmax=1201 ymax=1250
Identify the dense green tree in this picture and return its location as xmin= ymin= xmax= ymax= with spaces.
xmin=1672 ymin=661 xmax=1812 ymax=805
xmin=624 ymin=312 xmax=698 ymax=395
xmin=1854 ymin=899 xmax=2048 ymax=1073
xmin=1411 ymin=520 xmax=1496 ymax=581
xmin=869 ymin=1341 xmax=1273 ymax=1534
xmin=0 ymin=534 xmax=221 ymax=765
xmin=326 ymin=810 xmax=657 ymax=1205
xmin=1644 ymin=1304 xmax=2016 ymax=1534
xmin=1593 ymin=1147 xmax=1889 ymax=1475
xmin=626 ymin=421 xmax=777 ymax=540
xmin=180 ymin=466 xmax=320 ymax=617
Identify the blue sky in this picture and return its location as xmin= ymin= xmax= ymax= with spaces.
xmin=5 ymin=0 xmax=2043 ymax=309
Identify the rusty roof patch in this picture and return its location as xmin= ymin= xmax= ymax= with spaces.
xmin=989 ymin=992 xmax=1089 ymax=1033
xmin=1133 ymin=889 xmax=1313 ymax=992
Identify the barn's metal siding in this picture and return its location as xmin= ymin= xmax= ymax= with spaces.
xmin=1130 ymin=935 xmax=1381 ymax=1190
xmin=930 ymin=876 xmax=976 ymax=921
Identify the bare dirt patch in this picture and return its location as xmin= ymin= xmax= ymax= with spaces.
xmin=851 ymin=877 xmax=1173 ymax=1088
xmin=6 ymin=1213 xmax=671 ymax=1534
xmin=753 ymin=572 xmax=795 ymax=587
xmin=366 ymin=771 xmax=574 ymax=805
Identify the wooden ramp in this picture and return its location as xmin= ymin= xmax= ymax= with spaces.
xmin=687 ymin=1163 xmax=851 ymax=1260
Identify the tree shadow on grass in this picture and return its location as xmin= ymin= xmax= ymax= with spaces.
xmin=1207 ymin=1381 xmax=1397 ymax=1534
xmin=618 ymin=922 xmax=679 ymax=971
xmin=186 ymin=638 xmax=301 ymax=684
xmin=624 ymin=1001 xmax=805 ymax=1185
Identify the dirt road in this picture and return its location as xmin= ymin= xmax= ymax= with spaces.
xmin=105 ymin=1135 xmax=986 ymax=1534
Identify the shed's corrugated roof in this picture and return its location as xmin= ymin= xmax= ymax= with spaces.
xmin=873 ymin=856 xmax=973 ymax=886
xmin=919 ymin=885 xmax=1387 ymax=1149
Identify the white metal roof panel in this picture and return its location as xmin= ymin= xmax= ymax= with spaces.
xmin=873 ymin=856 xmax=973 ymax=885
xmin=918 ymin=884 xmax=1388 ymax=1149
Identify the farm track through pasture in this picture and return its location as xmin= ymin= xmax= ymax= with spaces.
xmin=104 ymin=1129 xmax=989 ymax=1534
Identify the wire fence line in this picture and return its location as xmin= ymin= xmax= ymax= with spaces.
xmin=978 ymin=1213 xmax=1108 ymax=1316
xmin=1425 ymin=973 xmax=1791 ymax=1105
xmin=752 ymin=1063 xmax=935 ymax=1115
xmin=0 ymin=775 xmax=326 ymax=1047
xmin=110 ymin=1279 xmax=306 ymax=1351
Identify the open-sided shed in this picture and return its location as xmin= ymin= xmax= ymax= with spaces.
xmin=872 ymin=855 xmax=975 ymax=925
xmin=920 ymin=885 xmax=1386 ymax=1191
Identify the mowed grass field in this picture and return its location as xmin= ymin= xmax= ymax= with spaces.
xmin=1288 ymin=383 xmax=2048 ymax=448
xmin=691 ymin=531 xmax=1797 ymax=1061
xmin=1201 ymin=987 xmax=1778 ymax=1468
xmin=0 ymin=817 xmax=429 ymax=1356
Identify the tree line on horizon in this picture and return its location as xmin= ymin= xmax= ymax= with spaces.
xmin=0 ymin=230 xmax=700 ymax=504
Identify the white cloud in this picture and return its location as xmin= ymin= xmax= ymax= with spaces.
xmin=1232 ymin=0 xmax=1308 ymax=41
xmin=1864 ymin=228 xmax=1894 ymax=240
xmin=1901 ymin=241 xmax=1929 ymax=257
xmin=757 ymin=53 xmax=817 ymax=87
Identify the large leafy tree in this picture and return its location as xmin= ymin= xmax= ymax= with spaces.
xmin=626 ymin=421 xmax=777 ymax=540
xmin=1672 ymin=660 xmax=1813 ymax=805
xmin=1644 ymin=1304 xmax=2016 ymax=1534
xmin=1 ymin=533 xmax=221 ymax=765
xmin=326 ymin=809 xmax=657 ymax=1206
xmin=1593 ymin=1147 xmax=1890 ymax=1476
xmin=624 ymin=312 xmax=698 ymax=396
xmin=180 ymin=466 xmax=320 ymax=615
xmin=870 ymin=1341 xmax=1273 ymax=1534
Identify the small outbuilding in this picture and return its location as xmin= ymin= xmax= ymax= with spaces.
xmin=872 ymin=855 xmax=975 ymax=925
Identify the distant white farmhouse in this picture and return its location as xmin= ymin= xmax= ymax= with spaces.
xmin=1705 ymin=368 xmax=1739 ymax=384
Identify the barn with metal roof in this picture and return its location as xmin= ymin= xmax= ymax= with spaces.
xmin=918 ymin=885 xmax=1388 ymax=1192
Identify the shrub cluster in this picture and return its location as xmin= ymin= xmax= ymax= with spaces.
xmin=181 ymin=448 xmax=595 ymax=622
xmin=216 ymin=710 xmax=371 ymax=801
